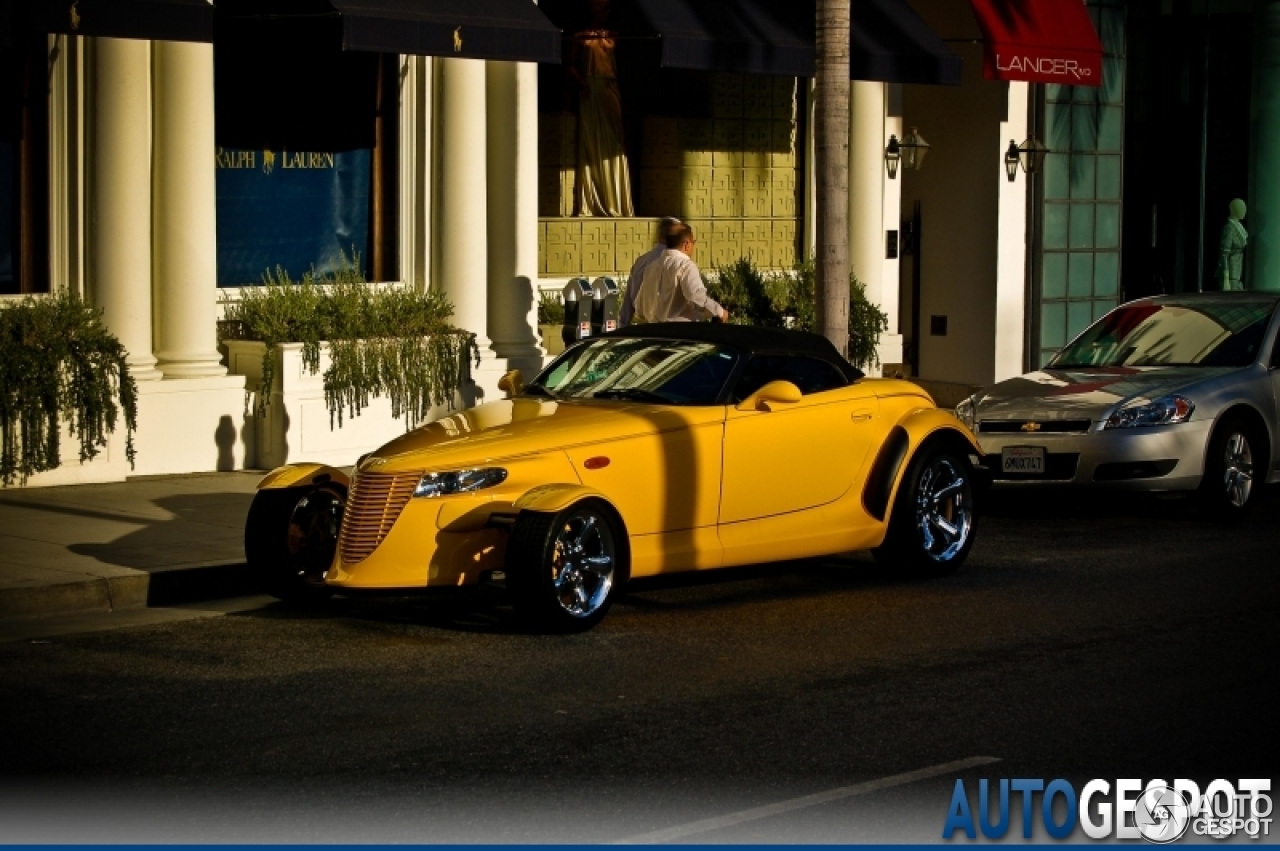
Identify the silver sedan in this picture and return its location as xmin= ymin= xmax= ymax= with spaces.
xmin=955 ymin=293 xmax=1280 ymax=515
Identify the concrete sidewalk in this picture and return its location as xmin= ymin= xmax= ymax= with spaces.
xmin=0 ymin=472 xmax=264 ymax=620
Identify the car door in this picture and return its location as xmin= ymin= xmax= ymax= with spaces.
xmin=719 ymin=354 xmax=879 ymax=525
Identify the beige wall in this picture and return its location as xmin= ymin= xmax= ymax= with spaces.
xmin=900 ymin=0 xmax=1012 ymax=387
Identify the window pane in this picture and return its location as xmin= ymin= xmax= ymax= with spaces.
xmin=1045 ymin=203 xmax=1069 ymax=249
xmin=1101 ymin=54 xmax=1125 ymax=105
xmin=1098 ymin=106 xmax=1124 ymax=152
xmin=1073 ymin=83 xmax=1098 ymax=104
xmin=1043 ymin=253 xmax=1068 ymax=298
xmin=1094 ymin=252 xmax=1119 ymax=296
xmin=1044 ymin=153 xmax=1070 ymax=199
xmin=1096 ymin=155 xmax=1122 ymax=199
xmin=1046 ymin=102 xmax=1072 ymax=151
xmin=1096 ymin=203 xmax=1121 ymax=248
xmin=1093 ymin=298 xmax=1116 ymax=321
xmin=1070 ymin=155 xmax=1097 ymax=199
xmin=1046 ymin=84 xmax=1071 ymax=103
xmin=1069 ymin=252 xmax=1094 ymax=297
xmin=1072 ymin=105 xmax=1099 ymax=150
xmin=1042 ymin=301 xmax=1067 ymax=348
xmin=1068 ymin=300 xmax=1094 ymax=340
xmin=1070 ymin=203 xmax=1096 ymax=249
xmin=1100 ymin=7 xmax=1126 ymax=55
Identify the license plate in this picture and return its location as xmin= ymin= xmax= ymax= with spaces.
xmin=1002 ymin=446 xmax=1046 ymax=475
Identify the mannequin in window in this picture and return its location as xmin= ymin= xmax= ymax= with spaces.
xmin=1217 ymin=198 xmax=1248 ymax=291
xmin=571 ymin=0 xmax=634 ymax=217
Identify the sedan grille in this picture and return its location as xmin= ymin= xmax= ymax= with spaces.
xmin=978 ymin=419 xmax=1091 ymax=434
xmin=338 ymin=472 xmax=419 ymax=565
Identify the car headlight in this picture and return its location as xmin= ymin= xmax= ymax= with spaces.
xmin=955 ymin=394 xmax=980 ymax=430
xmin=1104 ymin=395 xmax=1195 ymax=429
xmin=413 ymin=467 xmax=508 ymax=498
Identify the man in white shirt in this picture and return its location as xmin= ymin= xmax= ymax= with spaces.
xmin=632 ymin=223 xmax=729 ymax=324
xmin=619 ymin=216 xmax=682 ymax=326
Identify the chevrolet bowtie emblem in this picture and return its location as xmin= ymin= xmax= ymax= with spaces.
xmin=1021 ymin=422 xmax=1042 ymax=432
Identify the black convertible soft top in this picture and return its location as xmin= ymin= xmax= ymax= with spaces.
xmin=605 ymin=322 xmax=864 ymax=381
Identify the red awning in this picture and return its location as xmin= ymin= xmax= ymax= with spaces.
xmin=968 ymin=0 xmax=1103 ymax=88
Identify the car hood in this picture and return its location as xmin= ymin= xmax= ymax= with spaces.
xmin=975 ymin=365 xmax=1237 ymax=421
xmin=361 ymin=397 xmax=725 ymax=473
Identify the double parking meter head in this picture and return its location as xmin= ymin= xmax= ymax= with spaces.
xmin=562 ymin=278 xmax=593 ymax=346
xmin=590 ymin=277 xmax=620 ymax=337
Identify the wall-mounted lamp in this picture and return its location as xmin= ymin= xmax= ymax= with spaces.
xmin=885 ymin=127 xmax=931 ymax=179
xmin=1004 ymin=134 xmax=1049 ymax=182
xmin=885 ymin=135 xmax=901 ymax=179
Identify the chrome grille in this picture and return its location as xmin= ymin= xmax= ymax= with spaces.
xmin=338 ymin=471 xmax=418 ymax=565
xmin=978 ymin=419 xmax=1091 ymax=434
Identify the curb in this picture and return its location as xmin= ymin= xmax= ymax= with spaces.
xmin=0 ymin=561 xmax=261 ymax=621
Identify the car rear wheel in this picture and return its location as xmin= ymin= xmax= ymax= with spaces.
xmin=244 ymin=486 xmax=343 ymax=602
xmin=1199 ymin=417 xmax=1264 ymax=518
xmin=505 ymin=499 xmax=625 ymax=632
xmin=873 ymin=443 xmax=976 ymax=576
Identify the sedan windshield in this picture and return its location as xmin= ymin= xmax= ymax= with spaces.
xmin=1050 ymin=300 xmax=1276 ymax=368
xmin=528 ymin=338 xmax=741 ymax=405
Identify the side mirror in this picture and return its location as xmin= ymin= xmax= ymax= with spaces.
xmin=736 ymin=379 xmax=802 ymax=412
xmin=497 ymin=369 xmax=524 ymax=398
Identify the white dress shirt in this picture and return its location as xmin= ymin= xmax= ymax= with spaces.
xmin=619 ymin=243 xmax=665 ymax=326
xmin=633 ymin=250 xmax=724 ymax=323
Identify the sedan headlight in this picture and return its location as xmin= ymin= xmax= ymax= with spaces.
xmin=955 ymin=394 xmax=980 ymax=430
xmin=413 ymin=467 xmax=508 ymax=498
xmin=1104 ymin=395 xmax=1195 ymax=429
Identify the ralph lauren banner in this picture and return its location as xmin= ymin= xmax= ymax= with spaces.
xmin=215 ymin=147 xmax=371 ymax=287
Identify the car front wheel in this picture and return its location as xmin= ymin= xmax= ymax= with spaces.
xmin=1199 ymin=417 xmax=1264 ymax=517
xmin=873 ymin=442 xmax=977 ymax=576
xmin=244 ymin=486 xmax=343 ymax=602
xmin=505 ymin=498 xmax=626 ymax=632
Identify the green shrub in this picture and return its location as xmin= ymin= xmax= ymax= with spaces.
xmin=537 ymin=290 xmax=565 ymax=325
xmin=219 ymin=252 xmax=478 ymax=429
xmin=705 ymin=257 xmax=889 ymax=370
xmin=0 ymin=292 xmax=138 ymax=486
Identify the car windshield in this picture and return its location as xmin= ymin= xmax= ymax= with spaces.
xmin=528 ymin=337 xmax=741 ymax=406
xmin=1049 ymin=300 xmax=1276 ymax=368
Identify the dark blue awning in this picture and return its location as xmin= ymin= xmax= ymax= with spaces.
xmin=539 ymin=0 xmax=960 ymax=83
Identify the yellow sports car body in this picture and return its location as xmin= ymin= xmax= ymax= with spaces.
xmin=246 ymin=323 xmax=982 ymax=631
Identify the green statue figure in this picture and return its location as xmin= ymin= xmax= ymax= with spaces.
xmin=1217 ymin=198 xmax=1248 ymax=291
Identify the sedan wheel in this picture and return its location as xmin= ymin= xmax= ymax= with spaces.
xmin=506 ymin=498 xmax=626 ymax=632
xmin=1200 ymin=418 xmax=1263 ymax=517
xmin=873 ymin=442 xmax=977 ymax=576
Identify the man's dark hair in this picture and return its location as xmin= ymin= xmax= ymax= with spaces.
xmin=664 ymin=223 xmax=693 ymax=250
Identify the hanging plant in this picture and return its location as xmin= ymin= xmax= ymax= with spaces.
xmin=218 ymin=252 xmax=479 ymax=429
xmin=0 ymin=292 xmax=138 ymax=486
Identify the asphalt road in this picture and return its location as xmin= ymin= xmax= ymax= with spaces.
xmin=3 ymin=488 xmax=1278 ymax=843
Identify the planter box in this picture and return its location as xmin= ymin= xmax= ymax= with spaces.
xmin=224 ymin=340 xmax=465 ymax=471
xmin=539 ymin=324 xmax=565 ymax=356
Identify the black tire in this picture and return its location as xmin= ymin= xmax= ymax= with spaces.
xmin=505 ymin=498 xmax=627 ymax=633
xmin=872 ymin=441 xmax=977 ymax=577
xmin=1198 ymin=416 xmax=1265 ymax=518
xmin=244 ymin=486 xmax=344 ymax=602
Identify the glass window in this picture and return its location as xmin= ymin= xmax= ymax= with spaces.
xmin=1068 ymin=253 xmax=1094 ymax=297
xmin=732 ymin=354 xmax=847 ymax=401
xmin=1051 ymin=301 xmax=1276 ymax=368
xmin=1043 ymin=253 xmax=1068 ymax=298
xmin=532 ymin=337 xmax=740 ymax=405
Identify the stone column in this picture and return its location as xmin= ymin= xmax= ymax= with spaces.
xmin=1249 ymin=0 xmax=1280 ymax=291
xmin=151 ymin=40 xmax=227 ymax=378
xmin=437 ymin=57 xmax=493 ymax=353
xmin=848 ymin=81 xmax=885 ymax=307
xmin=91 ymin=38 xmax=161 ymax=381
xmin=486 ymin=59 xmax=542 ymax=362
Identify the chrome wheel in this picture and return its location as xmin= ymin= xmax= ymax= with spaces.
xmin=1221 ymin=431 xmax=1254 ymax=509
xmin=913 ymin=457 xmax=973 ymax=562
xmin=286 ymin=488 xmax=343 ymax=587
xmin=551 ymin=509 xmax=616 ymax=619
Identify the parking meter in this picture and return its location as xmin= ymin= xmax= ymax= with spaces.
xmin=562 ymin=278 xmax=593 ymax=347
xmin=591 ymin=277 xmax=620 ymax=336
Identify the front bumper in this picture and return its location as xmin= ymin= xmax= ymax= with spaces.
xmin=977 ymin=420 xmax=1211 ymax=490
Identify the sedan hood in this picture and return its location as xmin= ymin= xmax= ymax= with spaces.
xmin=976 ymin=366 xmax=1237 ymax=421
xmin=362 ymin=397 xmax=724 ymax=473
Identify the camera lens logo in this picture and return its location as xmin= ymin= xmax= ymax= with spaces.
xmin=1135 ymin=785 xmax=1191 ymax=844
